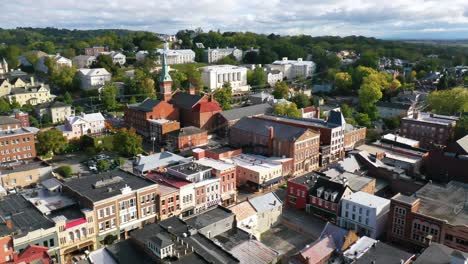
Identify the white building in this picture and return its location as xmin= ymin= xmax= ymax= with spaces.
xmin=156 ymin=49 xmax=195 ymax=65
xmin=340 ymin=191 xmax=390 ymax=239
xmin=204 ymin=47 xmax=243 ymax=64
xmin=77 ymin=68 xmax=112 ymax=90
xmin=268 ymin=57 xmax=316 ymax=79
xmin=100 ymin=51 xmax=126 ymax=65
xmin=200 ymin=65 xmax=250 ymax=92
xmin=72 ymin=55 xmax=96 ymax=68
xmin=266 ymin=69 xmax=283 ymax=87
xmin=0 ymin=58 xmax=8 ymax=75
xmin=36 ymin=54 xmax=72 ymax=73
xmin=56 ymin=112 xmax=106 ymax=140
xmin=135 ymin=51 xmax=149 ymax=62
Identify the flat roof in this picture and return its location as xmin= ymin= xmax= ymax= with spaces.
xmin=332 ymin=172 xmax=374 ymax=192
xmin=0 ymin=160 xmax=50 ymax=174
xmin=168 ymin=162 xmax=212 ymax=175
xmin=21 ymin=186 xmax=76 ymax=215
xmin=0 ymin=127 xmax=35 ymax=139
xmin=259 ymin=114 xmax=340 ymax=130
xmin=289 ymin=172 xmax=322 ymax=189
xmin=382 ymin=133 xmax=419 ymax=147
xmin=222 ymin=154 xmax=282 ymax=173
xmin=195 ymin=158 xmax=235 ymax=171
xmin=63 ymin=170 xmax=156 ymax=203
xmin=402 ymin=112 xmax=458 ymax=126
xmin=392 ymin=193 xmax=418 ymax=205
xmin=356 ymin=144 xmax=420 ymax=164
xmin=343 ymin=191 xmax=390 ymax=209
xmin=185 ymin=206 xmax=233 ymax=230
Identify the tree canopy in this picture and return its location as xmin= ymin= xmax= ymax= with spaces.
xmin=272 ymin=81 xmax=289 ymax=99
xmin=214 ymin=82 xmax=233 ymax=110
xmin=36 ymin=129 xmax=68 ymax=155
xmin=113 ymin=128 xmax=143 ymax=157
xmin=273 ymin=102 xmax=302 ymax=118
xmin=427 ymin=87 xmax=468 ymax=115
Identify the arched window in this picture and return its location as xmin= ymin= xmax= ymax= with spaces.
xmin=81 ymin=227 xmax=87 ymax=237
xmin=69 ymin=232 xmax=74 ymax=241
xmin=75 ymin=230 xmax=81 ymax=240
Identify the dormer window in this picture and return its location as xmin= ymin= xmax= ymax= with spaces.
xmin=324 ymin=191 xmax=330 ymax=200
xmin=331 ymin=192 xmax=338 ymax=202
xmin=317 ymin=187 xmax=324 ymax=198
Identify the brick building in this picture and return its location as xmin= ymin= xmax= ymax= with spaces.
xmin=193 ymin=146 xmax=242 ymax=160
xmin=84 ymin=46 xmax=107 ymax=56
xmin=147 ymin=119 xmax=180 ymax=144
xmin=387 ymin=181 xmax=468 ymax=252
xmin=400 ymin=112 xmax=459 ymax=148
xmin=286 ymin=172 xmax=323 ymax=209
xmin=0 ymin=126 xmax=36 ymax=163
xmin=166 ymin=126 xmax=208 ymax=151
xmin=216 ymin=103 xmax=272 ymax=136
xmin=10 ymin=111 xmax=29 ymax=128
xmin=155 ymin=183 xmax=181 ymax=221
xmin=62 ymin=170 xmax=159 ymax=247
xmin=388 ymin=181 xmax=468 ymax=253
xmin=229 ymin=117 xmax=320 ymax=175
xmin=124 ymin=98 xmax=178 ymax=138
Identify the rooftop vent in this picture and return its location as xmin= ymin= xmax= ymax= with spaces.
xmin=93 ymin=176 xmax=123 ymax=188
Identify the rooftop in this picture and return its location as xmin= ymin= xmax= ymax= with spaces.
xmin=170 ymin=92 xmax=203 ymax=110
xmin=228 ymin=201 xmax=257 ymax=222
xmin=353 ymin=241 xmax=414 ymax=264
xmin=0 ymin=160 xmax=51 ymax=174
xmin=331 ymin=172 xmax=374 ymax=192
xmin=21 ymin=185 xmax=76 ymax=215
xmin=134 ymin=151 xmax=190 ymax=173
xmin=0 ymin=116 xmax=20 ymax=126
xmin=291 ymin=236 xmax=335 ymax=264
xmin=402 ymin=112 xmax=459 ymax=126
xmin=248 ymin=192 xmax=282 ymax=213
xmin=219 ymin=103 xmax=272 ymax=121
xmin=414 ymin=243 xmax=468 ymax=264
xmin=229 ymin=239 xmax=278 ymax=264
xmin=195 ymin=158 xmax=235 ymax=172
xmin=147 ymin=173 xmax=193 ymax=189
xmin=127 ymin=98 xmax=162 ymax=112
xmin=0 ymin=127 xmax=35 ymax=139
xmin=343 ymin=191 xmax=390 ymax=209
xmin=232 ymin=117 xmax=314 ymax=141
xmin=382 ymin=133 xmax=420 ymax=147
xmin=185 ymin=206 xmax=233 ymax=230
xmin=289 ymin=172 xmax=323 ymax=189
xmin=169 ymin=126 xmax=206 ymax=137
xmin=168 ymin=162 xmax=212 ymax=175
xmin=258 ymin=114 xmax=341 ymax=130
xmin=63 ymin=170 xmax=156 ymax=202
xmin=222 ymin=154 xmax=282 ymax=173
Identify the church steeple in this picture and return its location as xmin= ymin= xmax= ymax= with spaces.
xmin=159 ymin=42 xmax=173 ymax=102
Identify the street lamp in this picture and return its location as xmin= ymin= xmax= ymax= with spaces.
xmin=151 ymin=137 xmax=156 ymax=153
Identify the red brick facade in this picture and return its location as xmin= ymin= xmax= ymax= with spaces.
xmin=0 ymin=236 xmax=14 ymax=262
xmin=0 ymin=130 xmax=36 ymax=163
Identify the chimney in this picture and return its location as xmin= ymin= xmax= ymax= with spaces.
xmin=5 ymin=217 xmax=13 ymax=229
xmin=375 ymin=152 xmax=385 ymax=161
xmin=268 ymin=126 xmax=274 ymax=156
xmin=193 ymin=149 xmax=205 ymax=160
xmin=298 ymin=58 xmax=303 ymax=62
xmin=315 ymin=107 xmax=320 ymax=119
xmin=412 ymin=111 xmax=420 ymax=119
xmin=160 ymin=147 xmax=165 ymax=153
xmin=282 ymin=57 xmax=288 ymax=61
xmin=30 ymin=76 xmax=35 ymax=86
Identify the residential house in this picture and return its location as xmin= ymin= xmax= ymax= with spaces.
xmin=166 ymin=126 xmax=208 ymax=151
xmin=376 ymin=101 xmax=415 ymax=118
xmin=286 ymin=172 xmax=323 ymax=209
xmin=200 ymin=65 xmax=250 ymax=92
xmin=0 ymin=160 xmax=52 ymax=190
xmin=72 ymin=55 xmax=97 ymax=68
xmin=204 ymin=47 xmax=243 ymax=64
xmin=133 ymin=151 xmax=191 ymax=176
xmin=100 ymin=51 xmax=126 ymax=65
xmin=36 ymin=54 xmax=72 ymax=73
xmin=78 ymin=68 xmax=112 ymax=90
xmin=57 ymin=112 xmax=106 ymax=140
xmin=216 ymin=103 xmax=273 ymax=136
xmin=61 ymin=170 xmax=159 ymax=247
xmin=301 ymin=106 xmax=320 ymax=119
xmin=268 ymin=57 xmax=316 ymax=79
xmin=388 ymin=181 xmax=468 ymax=252
xmin=339 ymin=191 xmax=390 ymax=239
xmin=0 ymin=78 xmax=11 ymax=97
xmin=84 ymin=46 xmax=108 ymax=56
xmin=266 ymin=69 xmax=283 ymax=87
xmin=229 ymin=201 xmax=258 ymax=237
xmin=230 ymin=117 xmax=320 ymax=175
xmin=6 ymin=81 xmax=53 ymax=106
xmin=35 ymin=101 xmax=74 ymax=124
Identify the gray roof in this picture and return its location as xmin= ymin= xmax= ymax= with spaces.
xmin=106 ymin=240 xmax=154 ymax=264
xmin=0 ymin=194 xmax=55 ymax=237
xmin=40 ymin=178 xmax=62 ymax=191
xmin=354 ymin=241 xmax=414 ymax=264
xmin=170 ymin=126 xmax=206 ymax=137
xmin=150 ymin=233 xmax=173 ymax=248
xmin=0 ymin=116 xmax=20 ymax=126
xmin=260 ymin=114 xmax=341 ymax=129
xmin=36 ymin=101 xmax=71 ymax=110
xmin=328 ymin=110 xmax=346 ymax=126
xmin=185 ymin=206 xmax=233 ymax=230
xmin=220 ymin=104 xmax=273 ymax=121
xmin=232 ymin=117 xmax=310 ymax=141
xmin=134 ymin=152 xmax=190 ymax=173
xmin=248 ymin=192 xmax=282 ymax=213
xmin=128 ymin=98 xmax=162 ymax=112
xmin=0 ymin=160 xmax=50 ymax=174
xmin=376 ymin=101 xmax=412 ymax=110
xmin=319 ymin=222 xmax=350 ymax=252
xmin=414 ymin=243 xmax=468 ymax=264
xmin=456 ymin=135 xmax=468 ymax=154
xmin=63 ymin=170 xmax=156 ymax=202
xmin=171 ymin=92 xmax=203 ymax=110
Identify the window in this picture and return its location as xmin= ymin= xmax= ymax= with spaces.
xmin=98 ymin=209 xmax=103 ymax=219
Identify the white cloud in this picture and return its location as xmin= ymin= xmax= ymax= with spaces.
xmin=1 ymin=0 xmax=468 ymax=38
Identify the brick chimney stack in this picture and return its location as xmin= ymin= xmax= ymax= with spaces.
xmin=268 ymin=126 xmax=274 ymax=156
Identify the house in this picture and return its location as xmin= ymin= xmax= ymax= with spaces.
xmin=376 ymin=101 xmax=415 ymax=118
xmin=414 ymin=243 xmax=468 ymax=264
xmin=0 ymin=126 xmax=37 ymax=163
xmin=155 ymin=48 xmax=195 ymax=64
xmin=124 ymin=98 xmax=179 ymax=138
xmin=319 ymin=222 xmax=359 ymax=253
xmin=230 ymin=117 xmax=320 ymax=175
xmin=307 ymin=177 xmax=351 ymax=223
xmin=166 ymin=126 xmax=208 ymax=151
xmin=289 ymin=236 xmax=336 ymax=264
xmin=100 ymin=51 xmax=126 ymax=65
xmin=286 ymin=172 xmax=323 ymax=209
xmin=229 ymin=201 xmax=258 ymax=237
xmin=133 ymin=151 xmax=191 ymax=176
xmin=388 ymin=181 xmax=468 ymax=252
xmin=12 ymin=245 xmax=52 ymax=264
xmin=5 ymin=78 xmax=54 ymax=106
xmin=72 ymin=55 xmax=97 ymax=68
xmin=216 ymin=103 xmax=273 ymax=136
xmin=78 ymin=68 xmax=112 ymax=90
xmin=200 ymin=65 xmax=250 ymax=92
xmin=343 ymin=237 xmax=414 ymax=264
xmin=248 ymin=192 xmax=283 ymax=235
xmin=0 ymin=78 xmax=11 ymax=97
xmin=204 ymin=47 xmax=243 ymax=63
xmin=0 ymin=160 xmax=51 ymax=190
xmin=35 ymin=101 xmax=74 ymax=124
xmin=84 ymin=46 xmax=108 ymax=56
xmin=61 ymin=170 xmax=159 ymax=247
xmin=266 ymin=69 xmax=283 ymax=87
xmin=56 ymin=112 xmax=105 ymax=140
xmin=339 ymin=191 xmax=390 ymax=239
xmin=268 ymin=57 xmax=316 ymax=79
xmin=36 ymin=54 xmax=72 ymax=73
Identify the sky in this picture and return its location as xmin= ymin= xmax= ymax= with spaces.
xmin=1 ymin=0 xmax=468 ymax=39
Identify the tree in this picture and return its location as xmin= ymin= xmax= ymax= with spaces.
xmin=383 ymin=116 xmax=401 ymax=130
xmin=247 ymin=67 xmax=266 ymax=88
xmin=335 ymin=72 xmax=352 ymax=92
xmin=49 ymin=66 xmax=77 ymax=91
xmin=243 ymin=51 xmax=260 ymax=64
xmin=36 ymin=129 xmax=68 ymax=155
xmin=113 ymin=128 xmax=143 ymax=157
xmin=355 ymin=51 xmax=378 ymax=69
xmin=454 ymin=115 xmax=468 ymax=140
xmin=214 ymin=82 xmax=233 ymax=110
xmin=291 ymin=92 xmax=311 ymax=109
xmin=274 ymin=102 xmax=301 ymax=118
xmin=217 ymin=54 xmax=238 ymax=65
xmin=97 ymin=160 xmax=110 ymax=172
xmin=355 ymin=113 xmax=372 ymax=128
xmin=63 ymin=92 xmax=73 ymax=104
xmin=101 ymin=83 xmax=118 ymax=111
xmin=273 ymin=81 xmax=289 ymax=99
xmin=56 ymin=165 xmax=72 ymax=178
xmin=359 ymin=81 xmax=382 ymax=114
xmin=427 ymin=87 xmax=468 ymax=115
xmin=0 ymin=98 xmax=11 ymax=114
xmin=341 ymin=104 xmax=354 ymax=118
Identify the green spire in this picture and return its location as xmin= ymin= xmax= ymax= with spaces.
xmin=160 ymin=42 xmax=172 ymax=82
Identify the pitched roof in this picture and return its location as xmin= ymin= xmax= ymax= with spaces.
xmin=220 ymin=104 xmax=273 ymax=121
xmin=328 ymin=110 xmax=346 ymax=126
xmin=0 ymin=116 xmax=20 ymax=126
xmin=353 ymin=241 xmax=414 ymax=264
xmin=230 ymin=239 xmax=278 ymax=264
xmin=14 ymin=245 xmax=51 ymax=264
xmin=456 ymin=135 xmax=468 ymax=154
xmin=292 ymin=236 xmax=335 ymax=263
xmin=193 ymin=101 xmax=222 ymax=113
xmin=414 ymin=243 xmax=468 ymax=264
xmin=170 ymin=92 xmax=204 ymax=110
xmin=150 ymin=233 xmax=174 ymax=248
xmin=134 ymin=152 xmax=189 ymax=173
xmin=78 ymin=68 xmax=111 ymax=76
xmin=309 ymin=177 xmax=348 ymax=202
xmin=229 ymin=201 xmax=257 ymax=221
xmin=248 ymin=192 xmax=282 ymax=213
xmin=128 ymin=98 xmax=162 ymax=112
xmin=319 ymin=222 xmax=351 ymax=252
xmin=232 ymin=117 xmax=311 ymax=141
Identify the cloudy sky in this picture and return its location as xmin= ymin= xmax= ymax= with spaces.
xmin=1 ymin=0 xmax=468 ymax=39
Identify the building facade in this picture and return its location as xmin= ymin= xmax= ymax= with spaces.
xmin=0 ymin=127 xmax=36 ymax=163
xmin=57 ymin=112 xmax=106 ymax=140
xmin=166 ymin=126 xmax=208 ymax=151
xmin=72 ymin=55 xmax=97 ymax=68
xmin=204 ymin=47 xmax=243 ymax=64
xmin=268 ymin=57 xmax=316 ymax=79
xmin=200 ymin=65 xmax=250 ymax=92
xmin=78 ymin=68 xmax=112 ymax=90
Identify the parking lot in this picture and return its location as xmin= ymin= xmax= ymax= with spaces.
xmin=49 ymin=152 xmax=133 ymax=176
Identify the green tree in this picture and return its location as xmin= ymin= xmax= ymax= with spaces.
xmin=335 ymin=72 xmax=352 ymax=92
xmin=214 ymin=83 xmax=233 ymax=110
xmin=0 ymin=98 xmax=11 ymax=114
xmin=217 ymin=54 xmax=238 ymax=65
xmin=427 ymin=87 xmax=468 ymax=115
xmin=454 ymin=115 xmax=468 ymax=140
xmin=113 ymin=128 xmax=143 ymax=157
xmin=36 ymin=129 xmax=68 ymax=155
xmin=383 ymin=117 xmax=401 ymax=130
xmin=291 ymin=92 xmax=311 ymax=109
xmin=97 ymin=160 xmax=110 ymax=172
xmin=29 ymin=116 xmax=39 ymax=127
xmin=341 ymin=104 xmax=354 ymax=118
xmin=247 ymin=67 xmax=266 ymax=88
xmin=359 ymin=80 xmax=383 ymax=115
xmin=272 ymin=81 xmax=289 ymax=99
xmin=140 ymin=77 xmax=156 ymax=98
xmin=273 ymin=102 xmax=302 ymax=118
xmin=49 ymin=66 xmax=77 ymax=91
xmin=63 ymin=92 xmax=73 ymax=104
xmin=355 ymin=113 xmax=372 ymax=128
xmin=56 ymin=165 xmax=72 ymax=178
xmin=101 ymin=83 xmax=118 ymax=111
